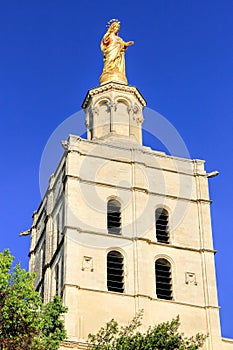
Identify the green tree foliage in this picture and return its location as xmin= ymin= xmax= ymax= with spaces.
xmin=0 ymin=249 xmax=67 ymax=350
xmin=88 ymin=310 xmax=206 ymax=350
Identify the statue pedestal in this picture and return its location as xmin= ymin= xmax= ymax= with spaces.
xmin=99 ymin=71 xmax=128 ymax=85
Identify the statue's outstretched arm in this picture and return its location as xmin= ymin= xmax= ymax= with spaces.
xmin=124 ymin=41 xmax=134 ymax=49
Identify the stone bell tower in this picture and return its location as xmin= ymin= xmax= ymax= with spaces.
xmin=26 ymin=19 xmax=233 ymax=350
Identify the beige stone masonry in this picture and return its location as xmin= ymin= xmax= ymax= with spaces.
xmin=27 ymin=84 xmax=233 ymax=350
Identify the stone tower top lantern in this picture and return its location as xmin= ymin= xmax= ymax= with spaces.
xmin=82 ymin=82 xmax=146 ymax=144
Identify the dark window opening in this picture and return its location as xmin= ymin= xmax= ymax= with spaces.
xmin=55 ymin=255 xmax=64 ymax=297
xmin=107 ymin=251 xmax=124 ymax=293
xmin=37 ymin=281 xmax=44 ymax=302
xmin=155 ymin=259 xmax=172 ymax=300
xmin=60 ymin=255 xmax=64 ymax=297
xmin=41 ymin=240 xmax=46 ymax=270
xmin=156 ymin=208 xmax=169 ymax=244
xmin=57 ymin=214 xmax=60 ymax=245
xmin=107 ymin=200 xmax=121 ymax=235
xmin=55 ymin=264 xmax=59 ymax=296
xmin=41 ymin=281 xmax=44 ymax=302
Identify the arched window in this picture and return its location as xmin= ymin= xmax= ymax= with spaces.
xmin=107 ymin=200 xmax=121 ymax=235
xmin=155 ymin=258 xmax=172 ymax=300
xmin=107 ymin=251 xmax=124 ymax=293
xmin=155 ymin=208 xmax=169 ymax=243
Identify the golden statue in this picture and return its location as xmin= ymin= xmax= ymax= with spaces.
xmin=100 ymin=19 xmax=134 ymax=85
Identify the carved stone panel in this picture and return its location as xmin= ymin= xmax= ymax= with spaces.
xmin=185 ymin=272 xmax=197 ymax=285
xmin=81 ymin=256 xmax=94 ymax=272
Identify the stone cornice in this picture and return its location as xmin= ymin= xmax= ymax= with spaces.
xmin=65 ymin=174 xmax=211 ymax=203
xmin=63 ymin=134 xmax=206 ymax=171
xmin=82 ymin=82 xmax=147 ymax=109
xmin=222 ymin=338 xmax=233 ymax=344
xmin=64 ymin=226 xmax=215 ymax=253
xmin=64 ymin=284 xmax=220 ymax=310
xmin=62 ymin=340 xmax=88 ymax=349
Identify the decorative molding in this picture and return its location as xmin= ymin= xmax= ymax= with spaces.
xmin=82 ymin=83 xmax=146 ymax=109
xmin=64 ymin=173 xmax=211 ymax=204
xmin=106 ymin=100 xmax=117 ymax=112
xmin=185 ymin=272 xmax=197 ymax=285
xmin=64 ymin=284 xmax=220 ymax=310
xmin=61 ymin=340 xmax=89 ymax=349
xmin=92 ymin=105 xmax=99 ymax=115
xmin=81 ymin=256 xmax=94 ymax=272
xmin=136 ymin=115 xmax=144 ymax=125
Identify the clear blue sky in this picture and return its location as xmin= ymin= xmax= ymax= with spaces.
xmin=0 ymin=0 xmax=232 ymax=338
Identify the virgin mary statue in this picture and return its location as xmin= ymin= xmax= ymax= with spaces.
xmin=100 ymin=19 xmax=134 ymax=85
